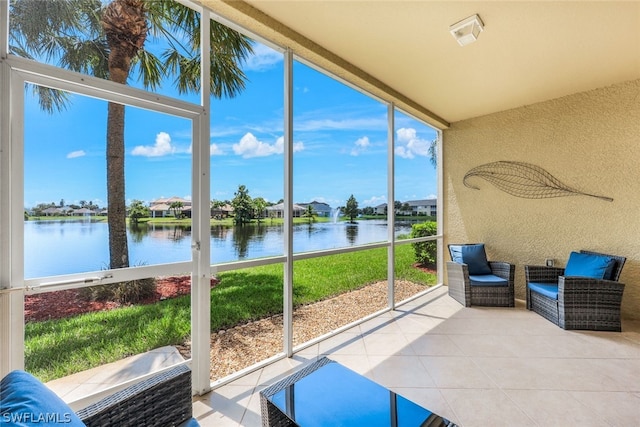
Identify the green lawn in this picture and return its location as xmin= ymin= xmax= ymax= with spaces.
xmin=25 ymin=244 xmax=436 ymax=381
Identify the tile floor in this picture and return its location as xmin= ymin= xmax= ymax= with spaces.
xmin=194 ymin=286 xmax=640 ymax=427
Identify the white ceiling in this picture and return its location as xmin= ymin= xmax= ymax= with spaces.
xmin=239 ymin=1 xmax=640 ymax=124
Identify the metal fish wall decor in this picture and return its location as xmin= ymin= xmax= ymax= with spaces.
xmin=463 ymin=161 xmax=613 ymax=202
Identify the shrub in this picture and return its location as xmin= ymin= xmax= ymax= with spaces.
xmin=80 ymin=262 xmax=157 ymax=304
xmin=410 ymin=221 xmax=437 ymax=265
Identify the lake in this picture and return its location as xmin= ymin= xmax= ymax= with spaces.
xmin=24 ymin=219 xmax=415 ymax=278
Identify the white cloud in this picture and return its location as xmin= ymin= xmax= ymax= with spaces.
xmin=296 ymin=117 xmax=386 ymax=132
xmin=394 ymin=146 xmax=415 ymax=159
xmin=350 ymin=136 xmax=371 ymax=156
xmin=395 ymin=127 xmax=432 ymax=159
xmin=243 ymin=44 xmax=283 ymax=71
xmin=233 ymin=133 xmax=303 ymax=158
xmin=363 ymin=195 xmax=386 ymax=207
xmin=131 ymin=132 xmax=175 ymax=157
xmin=67 ymin=150 xmax=86 ymax=159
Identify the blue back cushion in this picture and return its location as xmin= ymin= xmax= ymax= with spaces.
xmin=449 ymin=244 xmax=492 ymax=275
xmin=0 ymin=370 xmax=86 ymax=426
xmin=564 ymin=251 xmax=615 ymax=280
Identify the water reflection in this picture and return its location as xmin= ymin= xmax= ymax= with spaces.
xmin=345 ymin=224 xmax=358 ymax=244
xmin=129 ymin=222 xmax=147 ymax=243
xmin=24 ymin=220 xmax=414 ymax=278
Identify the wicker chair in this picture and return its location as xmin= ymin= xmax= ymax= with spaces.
xmin=77 ymin=364 xmax=196 ymax=426
xmin=1 ymin=364 xmax=197 ymax=427
xmin=525 ymin=250 xmax=626 ymax=331
xmin=446 ymin=243 xmax=515 ymax=307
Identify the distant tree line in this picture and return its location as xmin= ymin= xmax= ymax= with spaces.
xmin=29 ymin=187 xmax=429 ymax=224
xmin=30 ymin=200 xmax=102 ymax=216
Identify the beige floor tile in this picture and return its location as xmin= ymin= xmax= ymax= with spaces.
xmin=293 ymin=342 xmax=319 ymax=358
xmin=441 ymin=388 xmax=536 ymax=427
xmin=470 ymin=356 xmax=557 ymax=390
xmin=587 ymin=358 xmax=640 ymax=391
xmin=406 ymin=333 xmax=465 ymax=356
xmin=368 ymin=355 xmax=436 ymax=388
xmin=194 ymin=384 xmax=253 ymax=426
xmin=419 ymin=356 xmax=497 ymax=389
xmin=394 ymin=313 xmax=442 ymax=334
xmin=363 ymin=330 xmax=414 ymax=356
xmin=447 ymin=334 xmax=523 ymax=358
xmin=507 ymin=389 xmax=608 ymax=427
xmin=318 ymin=332 xmax=365 ymax=355
xmin=569 ymin=391 xmax=640 ymax=426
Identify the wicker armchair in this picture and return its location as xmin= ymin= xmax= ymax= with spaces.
xmin=525 ymin=250 xmax=626 ymax=331
xmin=1 ymin=364 xmax=197 ymax=427
xmin=447 ymin=244 xmax=515 ymax=307
xmin=77 ymin=364 xmax=196 ymax=426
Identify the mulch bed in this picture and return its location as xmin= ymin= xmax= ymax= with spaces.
xmin=24 ymin=276 xmax=216 ymax=322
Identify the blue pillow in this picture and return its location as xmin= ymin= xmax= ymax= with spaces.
xmin=564 ymin=251 xmax=615 ymax=280
xmin=0 ymin=370 xmax=86 ymax=426
xmin=449 ymin=244 xmax=492 ymax=275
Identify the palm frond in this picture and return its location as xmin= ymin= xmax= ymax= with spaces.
xmin=135 ymin=50 xmax=164 ymax=91
xmin=30 ymin=85 xmax=70 ymax=114
xmin=11 ymin=0 xmax=253 ymax=101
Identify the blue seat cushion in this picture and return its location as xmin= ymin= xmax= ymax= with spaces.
xmin=449 ymin=244 xmax=492 ymax=275
xmin=1 ymin=370 xmax=86 ymax=426
xmin=469 ymin=274 xmax=508 ymax=287
xmin=528 ymin=282 xmax=559 ymax=300
xmin=564 ymin=251 xmax=615 ymax=280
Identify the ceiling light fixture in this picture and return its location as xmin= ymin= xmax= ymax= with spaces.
xmin=449 ymin=14 xmax=484 ymax=46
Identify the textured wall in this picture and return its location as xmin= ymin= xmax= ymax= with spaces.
xmin=444 ymin=79 xmax=640 ymax=319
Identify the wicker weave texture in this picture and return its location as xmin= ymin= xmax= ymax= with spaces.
xmin=446 ymin=261 xmax=515 ymax=307
xmin=76 ymin=364 xmax=193 ymax=427
xmin=559 ymin=276 xmax=625 ymax=331
xmin=525 ymin=251 xmax=626 ymax=332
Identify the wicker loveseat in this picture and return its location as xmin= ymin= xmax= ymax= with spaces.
xmin=1 ymin=364 xmax=198 ymax=426
xmin=446 ymin=243 xmax=515 ymax=307
xmin=525 ymin=250 xmax=626 ymax=331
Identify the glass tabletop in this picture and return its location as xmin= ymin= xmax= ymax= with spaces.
xmin=268 ymin=362 xmax=455 ymax=427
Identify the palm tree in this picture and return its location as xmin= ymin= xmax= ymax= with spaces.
xmin=10 ymin=0 xmax=252 ymax=269
xmin=302 ymin=204 xmax=316 ymax=224
xmin=169 ymin=201 xmax=184 ymax=219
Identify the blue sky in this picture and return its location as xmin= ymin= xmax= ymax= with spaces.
xmin=23 ymin=39 xmax=438 ymax=211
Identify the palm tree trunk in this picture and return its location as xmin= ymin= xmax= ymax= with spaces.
xmin=106 ymin=100 xmax=128 ymax=269
xmin=102 ymin=0 xmax=147 ymax=269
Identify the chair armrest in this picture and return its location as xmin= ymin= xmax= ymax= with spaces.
xmin=446 ymin=261 xmax=470 ymax=306
xmin=488 ymin=261 xmax=514 ymax=281
xmin=559 ymin=276 xmax=625 ymax=296
xmin=76 ymin=364 xmax=194 ymax=427
xmin=525 ymin=265 xmax=565 ymax=283
xmin=446 ymin=261 xmax=469 ymax=282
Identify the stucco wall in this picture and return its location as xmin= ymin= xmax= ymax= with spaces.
xmin=443 ymin=79 xmax=640 ymax=320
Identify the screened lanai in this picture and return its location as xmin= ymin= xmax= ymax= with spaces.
xmin=2 ymin=1 xmax=640 ymax=425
